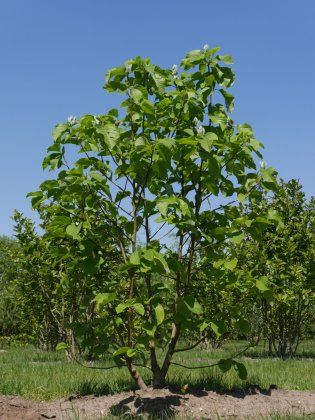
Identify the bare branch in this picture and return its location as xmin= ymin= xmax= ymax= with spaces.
xmin=151 ymin=221 xmax=167 ymax=240
xmin=170 ymin=360 xmax=222 ymax=370
xmin=173 ymin=334 xmax=209 ymax=353
xmin=158 ymin=225 xmax=177 ymax=241
xmin=171 ymin=343 xmax=253 ymax=369
xmin=74 ymin=359 xmax=123 ymax=370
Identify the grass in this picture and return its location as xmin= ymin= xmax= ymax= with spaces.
xmin=0 ymin=340 xmax=314 ymax=401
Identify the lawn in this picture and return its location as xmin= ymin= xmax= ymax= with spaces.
xmin=0 ymin=340 xmax=314 ymax=401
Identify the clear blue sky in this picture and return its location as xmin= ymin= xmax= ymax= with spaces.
xmin=0 ymin=0 xmax=314 ymax=236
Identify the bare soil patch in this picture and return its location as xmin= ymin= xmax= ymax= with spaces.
xmin=1 ymin=387 xmax=314 ymax=419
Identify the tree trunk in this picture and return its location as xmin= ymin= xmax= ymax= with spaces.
xmin=157 ymin=323 xmax=181 ymax=388
xmin=126 ymin=358 xmax=147 ymax=390
xmin=152 ymin=368 xmax=163 ymax=388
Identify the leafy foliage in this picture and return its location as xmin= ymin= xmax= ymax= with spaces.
xmin=0 ymin=236 xmax=21 ymax=337
xmin=25 ymin=45 xmax=283 ymax=388
xmin=234 ymin=180 xmax=315 ymax=357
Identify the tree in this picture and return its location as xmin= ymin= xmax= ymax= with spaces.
xmin=235 ymin=180 xmax=315 ymax=358
xmin=29 ymin=45 xmax=279 ymax=389
xmin=0 ymin=235 xmax=21 ymax=338
xmin=11 ymin=210 xmax=122 ymax=356
xmin=12 ymin=211 xmax=61 ymax=349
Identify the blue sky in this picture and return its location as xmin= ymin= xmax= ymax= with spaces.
xmin=0 ymin=0 xmax=314 ymax=236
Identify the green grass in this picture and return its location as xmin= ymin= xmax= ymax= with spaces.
xmin=0 ymin=340 xmax=314 ymax=401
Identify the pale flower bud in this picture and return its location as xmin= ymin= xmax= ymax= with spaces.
xmin=125 ymin=63 xmax=132 ymax=73
xmin=193 ymin=117 xmax=199 ymax=126
xmin=197 ymin=125 xmax=205 ymax=136
xmin=260 ymin=160 xmax=266 ymax=169
xmin=203 ymin=44 xmax=209 ymax=52
xmin=172 ymin=64 xmax=178 ymax=75
xmin=67 ymin=115 xmax=76 ymax=125
xmin=93 ymin=116 xmax=100 ymax=125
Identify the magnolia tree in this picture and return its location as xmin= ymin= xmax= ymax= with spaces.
xmin=235 ymin=180 xmax=315 ymax=358
xmin=29 ymin=45 xmax=279 ymax=389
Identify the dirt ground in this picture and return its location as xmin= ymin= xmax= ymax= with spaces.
xmin=0 ymin=387 xmax=315 ymax=419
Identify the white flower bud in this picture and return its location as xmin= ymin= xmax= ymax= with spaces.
xmin=172 ymin=64 xmax=178 ymax=75
xmin=125 ymin=63 xmax=132 ymax=73
xmin=67 ymin=115 xmax=76 ymax=125
xmin=193 ymin=117 xmax=199 ymax=126
xmin=93 ymin=116 xmax=100 ymax=125
xmin=260 ymin=160 xmax=266 ymax=169
xmin=197 ymin=125 xmax=205 ymax=136
xmin=203 ymin=44 xmax=209 ymax=52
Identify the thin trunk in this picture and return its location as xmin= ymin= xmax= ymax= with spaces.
xmin=158 ymin=323 xmax=181 ymax=387
xmin=126 ymin=358 xmax=147 ymax=390
xmin=144 ymin=212 xmax=161 ymax=384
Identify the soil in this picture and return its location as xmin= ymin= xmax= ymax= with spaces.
xmin=0 ymin=387 xmax=314 ymax=419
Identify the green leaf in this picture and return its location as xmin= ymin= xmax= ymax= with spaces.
xmin=126 ymin=348 xmax=137 ymax=357
xmin=116 ymin=301 xmax=144 ymax=316
xmin=56 ymin=342 xmax=68 ymax=351
xmin=199 ymin=132 xmax=217 ymax=153
xmin=236 ymin=319 xmax=251 ymax=334
xmin=261 ymin=166 xmax=277 ymax=184
xmin=237 ymin=193 xmax=247 ymax=203
xmin=183 ymin=295 xmax=203 ymax=315
xmin=90 ymin=171 xmax=105 ymax=183
xmin=199 ymin=321 xmax=209 ymax=332
xmin=153 ymin=252 xmax=170 ymax=273
xmin=156 ymin=197 xmax=175 ymax=217
xmin=115 ymin=190 xmax=131 ymax=202
xmin=93 ymin=293 xmax=117 ymax=308
xmin=233 ymin=361 xmax=247 ymax=380
xmin=187 ymin=49 xmax=202 ymax=58
xmin=133 ymin=303 xmax=145 ymax=316
xmin=210 ymin=320 xmax=227 ymax=337
xmin=130 ymin=88 xmax=143 ymax=104
xmin=116 ymin=302 xmax=130 ymax=314
xmin=224 ymin=258 xmax=238 ymax=271
xmin=142 ymin=249 xmax=155 ymax=262
xmin=141 ymin=99 xmax=155 ymax=115
xmin=256 ymin=276 xmax=269 ymax=291
xmin=27 ymin=191 xmax=44 ymax=208
xmin=256 ymin=276 xmax=270 ymax=291
xmin=218 ymin=359 xmax=232 ymax=373
xmin=80 ymin=256 xmax=103 ymax=275
xmin=208 ymin=155 xmax=221 ymax=179
xmin=230 ymin=233 xmax=245 ymax=244
xmin=154 ymin=304 xmax=164 ymax=326
xmin=207 ymin=46 xmax=220 ymax=56
xmin=97 ymin=125 xmax=120 ymax=150
xmin=142 ymin=322 xmax=156 ymax=337
xmin=130 ymin=250 xmax=140 ymax=265
xmin=113 ymin=347 xmax=129 ymax=357
xmin=66 ymin=223 xmax=82 ymax=240
xmin=181 ymin=49 xmax=204 ymax=69
xmin=219 ymin=89 xmax=234 ymax=112
xmin=213 ymin=259 xmax=224 ymax=269
xmin=52 ymin=124 xmax=68 ymax=141
xmin=218 ymin=55 xmax=234 ymax=64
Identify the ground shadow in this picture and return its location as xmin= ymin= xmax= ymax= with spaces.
xmin=108 ymin=384 xmax=274 ymax=418
xmin=109 ymin=394 xmax=182 ymax=418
